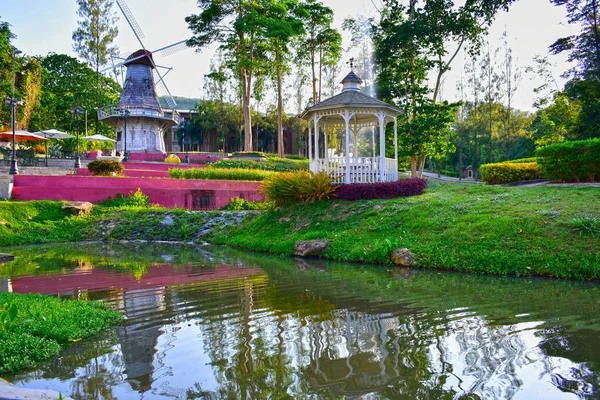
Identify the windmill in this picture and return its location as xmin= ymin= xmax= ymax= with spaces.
xmin=97 ymin=0 xmax=188 ymax=155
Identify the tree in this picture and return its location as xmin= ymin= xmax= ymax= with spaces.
xmin=296 ymin=0 xmax=341 ymax=105
xmin=530 ymin=92 xmax=581 ymax=147
xmin=373 ymin=0 xmax=515 ymax=177
xmin=526 ymin=55 xmax=561 ymax=109
xmin=29 ymin=54 xmax=121 ymax=138
xmin=0 ymin=18 xmax=43 ymax=131
xmin=262 ymin=0 xmax=305 ymax=157
xmin=72 ymin=0 xmax=119 ymax=105
xmin=187 ymin=0 xmax=272 ymax=151
xmin=343 ymin=16 xmax=376 ymax=94
xmin=550 ymin=0 xmax=600 ymax=137
xmin=480 ymin=40 xmax=502 ymax=163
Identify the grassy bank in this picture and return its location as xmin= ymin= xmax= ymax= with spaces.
xmin=213 ymin=183 xmax=599 ymax=280
xmin=0 ymin=182 xmax=598 ymax=279
xmin=0 ymin=292 xmax=121 ymax=373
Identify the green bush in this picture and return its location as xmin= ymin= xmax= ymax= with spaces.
xmin=99 ymin=188 xmax=150 ymax=208
xmin=0 ymin=292 xmax=121 ymax=373
xmin=87 ymin=160 xmax=124 ymax=176
xmin=169 ymin=167 xmax=275 ymax=181
xmin=221 ymin=197 xmax=273 ymax=211
xmin=536 ymin=138 xmax=600 ymax=182
xmin=480 ymin=162 xmax=541 ymax=185
xmin=260 ymin=170 xmax=338 ymax=206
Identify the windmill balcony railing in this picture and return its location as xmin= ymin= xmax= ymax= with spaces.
xmin=97 ymin=105 xmax=180 ymax=124
xmin=310 ymin=156 xmax=398 ymax=184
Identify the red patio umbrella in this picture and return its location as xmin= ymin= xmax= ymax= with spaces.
xmin=0 ymin=130 xmax=48 ymax=142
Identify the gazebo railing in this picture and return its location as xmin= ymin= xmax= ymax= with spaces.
xmin=311 ymin=156 xmax=398 ymax=184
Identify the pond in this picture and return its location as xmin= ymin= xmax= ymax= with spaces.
xmin=0 ymin=243 xmax=599 ymax=399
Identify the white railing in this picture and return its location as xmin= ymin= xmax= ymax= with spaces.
xmin=97 ymin=105 xmax=180 ymax=124
xmin=310 ymin=156 xmax=398 ymax=184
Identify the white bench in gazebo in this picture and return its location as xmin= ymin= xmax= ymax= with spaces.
xmin=300 ymin=70 xmax=402 ymax=184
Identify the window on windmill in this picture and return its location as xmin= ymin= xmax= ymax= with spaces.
xmin=123 ymin=78 xmax=129 ymax=88
xmin=116 ymin=131 xmax=122 ymax=142
xmin=144 ymin=79 xmax=151 ymax=89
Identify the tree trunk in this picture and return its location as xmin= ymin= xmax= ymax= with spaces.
xmin=276 ymin=50 xmax=284 ymax=158
xmin=318 ymin=46 xmax=323 ymax=103
xmin=410 ymin=155 xmax=417 ymax=178
xmin=242 ymin=68 xmax=253 ymax=151
xmin=418 ymin=155 xmax=426 ymax=178
xmin=311 ymin=41 xmax=317 ymax=105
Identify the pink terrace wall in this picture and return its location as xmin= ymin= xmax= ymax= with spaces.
xmin=12 ymin=175 xmax=264 ymax=210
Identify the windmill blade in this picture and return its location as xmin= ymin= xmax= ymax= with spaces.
xmin=116 ymin=0 xmax=145 ymax=49
xmin=99 ymin=53 xmax=147 ymax=73
xmin=108 ymin=55 xmax=125 ymax=85
xmin=152 ymin=40 xmax=189 ymax=57
xmin=114 ymin=49 xmax=136 ymax=61
xmin=153 ymin=69 xmax=177 ymax=108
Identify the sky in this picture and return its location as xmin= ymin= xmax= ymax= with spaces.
xmin=1 ymin=0 xmax=576 ymax=111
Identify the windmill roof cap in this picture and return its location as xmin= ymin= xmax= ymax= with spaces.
xmin=124 ymin=49 xmax=155 ymax=68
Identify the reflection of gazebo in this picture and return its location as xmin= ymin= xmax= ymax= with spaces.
xmin=300 ymin=70 xmax=402 ymax=184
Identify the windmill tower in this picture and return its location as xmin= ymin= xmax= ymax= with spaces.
xmin=97 ymin=0 xmax=187 ymax=155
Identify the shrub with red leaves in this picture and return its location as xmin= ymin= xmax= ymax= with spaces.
xmin=334 ymin=178 xmax=427 ymax=201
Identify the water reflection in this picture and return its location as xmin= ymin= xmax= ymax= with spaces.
xmin=0 ymin=243 xmax=599 ymax=399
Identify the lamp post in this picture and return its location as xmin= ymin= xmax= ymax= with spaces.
xmin=185 ymin=113 xmax=191 ymax=163
xmin=119 ymin=109 xmax=130 ymax=161
xmin=4 ymin=48 xmax=23 ymax=175
xmin=71 ymin=106 xmax=84 ymax=169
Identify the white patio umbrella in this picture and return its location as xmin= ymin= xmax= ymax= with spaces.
xmin=81 ymin=134 xmax=115 ymax=142
xmin=33 ymin=128 xmax=74 ymax=140
xmin=32 ymin=129 xmax=75 ymax=166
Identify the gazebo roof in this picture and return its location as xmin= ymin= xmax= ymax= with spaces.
xmin=300 ymin=71 xmax=402 ymax=119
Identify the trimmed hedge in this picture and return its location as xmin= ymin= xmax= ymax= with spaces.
xmin=536 ymin=138 xmax=600 ymax=182
xmin=502 ymin=157 xmax=539 ymax=164
xmin=169 ymin=167 xmax=275 ymax=181
xmin=335 ymin=178 xmax=427 ymax=201
xmin=441 ymin=169 xmax=460 ymax=178
xmin=480 ymin=162 xmax=541 ymax=185
xmin=87 ymin=160 xmax=124 ymax=176
xmin=207 ymin=158 xmax=306 ymax=172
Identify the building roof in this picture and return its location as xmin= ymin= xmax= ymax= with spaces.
xmin=340 ymin=70 xmax=363 ymax=84
xmin=124 ymin=49 xmax=155 ymax=69
xmin=300 ymin=71 xmax=402 ymax=118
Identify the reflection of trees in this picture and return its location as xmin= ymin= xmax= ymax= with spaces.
xmin=4 ymin=244 xmax=600 ymax=399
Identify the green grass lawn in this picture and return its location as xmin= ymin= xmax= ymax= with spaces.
xmin=0 ymin=292 xmax=121 ymax=373
xmin=213 ymin=182 xmax=600 ymax=279
xmin=0 ymin=182 xmax=598 ymax=279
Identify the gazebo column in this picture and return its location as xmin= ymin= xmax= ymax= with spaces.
xmin=308 ymin=122 xmax=312 ymax=164
xmin=394 ymin=118 xmax=398 ymax=181
xmin=344 ymin=110 xmax=351 ymax=184
xmin=314 ymin=116 xmax=320 ymax=164
xmin=324 ymin=120 xmax=329 ymax=171
xmin=378 ymin=112 xmax=386 ymax=182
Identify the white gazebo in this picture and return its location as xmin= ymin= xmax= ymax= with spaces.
xmin=300 ymin=70 xmax=402 ymax=184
